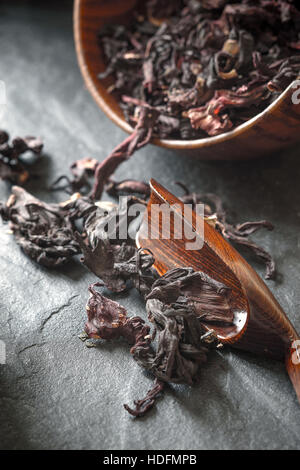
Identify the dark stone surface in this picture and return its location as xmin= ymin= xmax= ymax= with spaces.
xmin=0 ymin=1 xmax=300 ymax=450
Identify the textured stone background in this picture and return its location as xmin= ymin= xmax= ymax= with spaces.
xmin=0 ymin=1 xmax=300 ymax=450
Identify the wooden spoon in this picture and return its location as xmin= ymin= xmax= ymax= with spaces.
xmin=137 ymin=179 xmax=300 ymax=401
xmin=74 ymin=0 xmax=300 ymax=160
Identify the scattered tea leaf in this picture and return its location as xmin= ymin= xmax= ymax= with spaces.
xmin=0 ymin=187 xmax=80 ymax=267
xmin=0 ymin=129 xmax=43 ymax=185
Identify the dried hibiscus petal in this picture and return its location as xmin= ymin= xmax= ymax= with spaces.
xmin=184 ymin=106 xmax=233 ymax=136
xmin=184 ymin=85 xmax=269 ymax=136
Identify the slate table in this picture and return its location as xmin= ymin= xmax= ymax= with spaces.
xmin=0 ymin=0 xmax=300 ymax=450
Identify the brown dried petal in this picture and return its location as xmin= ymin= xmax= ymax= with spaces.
xmin=185 ymin=106 xmax=233 ymax=136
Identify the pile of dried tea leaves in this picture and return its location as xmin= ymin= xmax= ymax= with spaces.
xmin=2 ymin=1 xmax=288 ymax=413
xmin=84 ymin=268 xmax=234 ymax=416
xmin=0 ymin=182 xmax=277 ymax=416
xmin=0 ymin=122 xmax=279 ymax=416
xmin=98 ymin=0 xmax=300 ymax=139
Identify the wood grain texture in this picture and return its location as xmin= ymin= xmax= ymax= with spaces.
xmin=74 ymin=0 xmax=300 ymax=160
xmin=137 ymin=180 xmax=300 ymax=401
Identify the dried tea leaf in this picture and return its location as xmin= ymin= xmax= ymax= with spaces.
xmin=51 ymin=157 xmax=98 ymax=195
xmin=0 ymin=186 xmax=80 ymax=267
xmin=76 ymin=196 xmax=158 ymax=294
xmin=77 ymin=236 xmax=136 ymax=293
xmin=146 ymin=267 xmax=235 ymax=326
xmin=85 ymin=282 xmax=150 ymax=340
xmin=91 ymin=106 xmax=159 ymax=200
xmin=0 ymin=130 xmax=43 ymax=185
xmin=105 ymin=179 xmax=150 ymax=198
xmin=123 ymin=379 xmax=164 ymax=417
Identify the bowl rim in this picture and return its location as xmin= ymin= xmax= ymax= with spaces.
xmin=74 ymin=0 xmax=298 ymax=150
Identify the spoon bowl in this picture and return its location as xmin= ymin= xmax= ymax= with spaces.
xmin=74 ymin=0 xmax=300 ymax=160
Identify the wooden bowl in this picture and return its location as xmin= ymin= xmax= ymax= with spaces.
xmin=74 ymin=0 xmax=300 ymax=160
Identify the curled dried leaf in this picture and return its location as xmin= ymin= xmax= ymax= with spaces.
xmin=0 ymin=187 xmax=80 ymax=267
xmin=51 ymin=157 xmax=98 ymax=195
xmin=76 ymin=196 xmax=158 ymax=294
xmin=184 ymin=106 xmax=233 ymax=136
xmin=0 ymin=130 xmax=43 ymax=185
xmin=105 ymin=179 xmax=150 ymax=198
xmin=91 ymin=106 xmax=159 ymax=200
xmin=146 ymin=267 xmax=235 ymax=326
